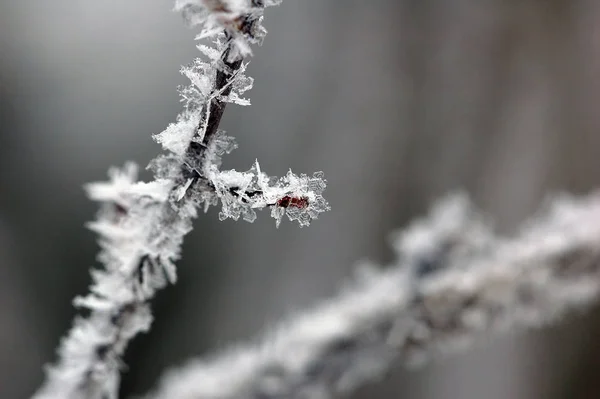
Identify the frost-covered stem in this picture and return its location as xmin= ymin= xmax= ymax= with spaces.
xmin=183 ymin=43 xmax=239 ymax=176
xmin=199 ymin=47 xmax=241 ymax=145
xmin=182 ymin=46 xmax=250 ymax=201
xmin=32 ymin=165 xmax=188 ymax=399
xmin=34 ymin=1 xmax=328 ymax=398
xmin=146 ymin=193 xmax=600 ymax=399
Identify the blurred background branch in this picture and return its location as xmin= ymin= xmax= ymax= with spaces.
xmin=146 ymin=192 xmax=600 ymax=399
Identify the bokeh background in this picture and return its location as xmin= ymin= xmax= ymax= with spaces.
xmin=2 ymin=0 xmax=600 ymax=398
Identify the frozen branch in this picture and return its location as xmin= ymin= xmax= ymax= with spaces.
xmin=146 ymin=192 xmax=600 ymax=399
xmin=34 ymin=1 xmax=328 ymax=398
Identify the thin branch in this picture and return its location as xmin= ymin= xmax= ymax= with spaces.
xmin=33 ymin=1 xmax=325 ymax=398
xmin=146 ymin=193 xmax=600 ymax=399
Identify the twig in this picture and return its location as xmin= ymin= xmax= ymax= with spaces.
xmin=145 ymin=193 xmax=600 ymax=399
xmin=33 ymin=1 xmax=328 ymax=398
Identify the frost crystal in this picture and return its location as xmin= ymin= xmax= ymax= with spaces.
xmin=201 ymin=157 xmax=330 ymax=227
xmin=154 ymin=115 xmax=201 ymax=156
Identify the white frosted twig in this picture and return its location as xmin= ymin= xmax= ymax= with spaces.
xmin=34 ymin=1 xmax=328 ymax=398
xmin=146 ymin=193 xmax=600 ymax=399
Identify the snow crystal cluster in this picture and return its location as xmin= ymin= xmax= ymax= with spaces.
xmin=34 ymin=164 xmax=184 ymax=399
xmin=153 ymin=123 xmax=329 ymax=228
xmin=146 ymin=193 xmax=600 ymax=399
xmin=35 ymin=1 xmax=329 ymax=398
xmin=154 ymin=1 xmax=329 ymax=228
xmin=175 ymin=0 xmax=283 ymax=59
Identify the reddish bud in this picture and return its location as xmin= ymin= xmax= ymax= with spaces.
xmin=277 ymin=195 xmax=309 ymax=209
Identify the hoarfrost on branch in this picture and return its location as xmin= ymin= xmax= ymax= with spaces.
xmin=34 ymin=1 xmax=328 ymax=398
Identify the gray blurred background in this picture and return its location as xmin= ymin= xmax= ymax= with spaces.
xmin=2 ymin=0 xmax=600 ymax=398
